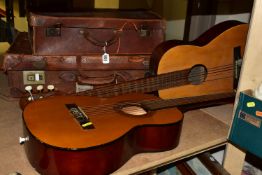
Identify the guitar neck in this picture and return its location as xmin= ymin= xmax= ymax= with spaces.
xmin=142 ymin=92 xmax=235 ymax=112
xmin=76 ymin=69 xmax=191 ymax=97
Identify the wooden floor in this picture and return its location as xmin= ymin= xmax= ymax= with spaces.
xmin=0 ymin=71 xmax=36 ymax=175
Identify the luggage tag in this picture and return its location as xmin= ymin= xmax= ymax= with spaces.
xmin=102 ymin=42 xmax=110 ymax=64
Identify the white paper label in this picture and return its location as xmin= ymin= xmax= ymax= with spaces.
xmin=239 ymin=110 xmax=261 ymax=128
xmin=102 ymin=53 xmax=110 ymax=64
xmin=75 ymin=83 xmax=93 ymax=93
xmin=35 ymin=73 xmax=40 ymax=81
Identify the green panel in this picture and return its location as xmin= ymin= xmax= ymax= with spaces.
xmin=229 ymin=91 xmax=262 ymax=159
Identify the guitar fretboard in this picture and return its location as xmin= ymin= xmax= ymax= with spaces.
xmin=76 ymin=69 xmax=191 ymax=97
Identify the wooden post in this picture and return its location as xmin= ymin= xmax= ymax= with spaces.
xmin=224 ymin=0 xmax=262 ymax=173
xmin=223 ymin=143 xmax=245 ymax=175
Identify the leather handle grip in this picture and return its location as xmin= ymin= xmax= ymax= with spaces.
xmin=80 ymin=29 xmax=121 ymax=47
xmin=79 ymin=22 xmax=139 ymax=47
xmin=77 ymin=74 xmax=116 ymax=85
xmin=59 ymin=71 xmax=134 ymax=85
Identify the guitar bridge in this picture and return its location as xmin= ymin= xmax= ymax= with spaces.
xmin=66 ymin=104 xmax=94 ymax=129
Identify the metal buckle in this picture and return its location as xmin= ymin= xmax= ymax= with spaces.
xmin=46 ymin=23 xmax=62 ymax=37
xmin=139 ymin=26 xmax=150 ymax=37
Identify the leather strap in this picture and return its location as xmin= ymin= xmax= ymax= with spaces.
xmin=77 ymin=71 xmax=134 ymax=85
xmin=80 ymin=29 xmax=121 ymax=47
xmin=77 ymin=73 xmax=116 ymax=85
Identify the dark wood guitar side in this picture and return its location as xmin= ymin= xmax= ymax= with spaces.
xmin=22 ymin=92 xmax=234 ymax=175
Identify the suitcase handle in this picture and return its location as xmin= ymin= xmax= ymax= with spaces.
xmin=58 ymin=71 xmax=117 ymax=85
xmin=80 ymin=29 xmax=121 ymax=47
xmin=77 ymin=71 xmax=135 ymax=85
xmin=79 ymin=22 xmax=139 ymax=47
xmin=77 ymin=74 xmax=116 ymax=85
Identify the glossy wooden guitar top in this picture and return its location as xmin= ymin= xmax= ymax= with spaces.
xmin=23 ymin=93 xmax=183 ymax=149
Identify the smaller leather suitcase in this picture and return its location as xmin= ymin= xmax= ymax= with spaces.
xmin=3 ymin=32 xmax=150 ymax=97
xmin=28 ymin=10 xmax=165 ymax=56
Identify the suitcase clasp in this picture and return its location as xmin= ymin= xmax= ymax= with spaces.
xmin=46 ymin=23 xmax=62 ymax=37
xmin=139 ymin=25 xmax=150 ymax=37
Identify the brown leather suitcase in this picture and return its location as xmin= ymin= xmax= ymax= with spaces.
xmin=28 ymin=10 xmax=166 ymax=56
xmin=3 ymin=32 xmax=150 ymax=97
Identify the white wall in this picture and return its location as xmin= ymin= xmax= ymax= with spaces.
xmin=215 ymin=13 xmax=251 ymax=24
xmin=166 ymin=19 xmax=186 ymax=40
xmin=188 ymin=13 xmax=251 ymax=41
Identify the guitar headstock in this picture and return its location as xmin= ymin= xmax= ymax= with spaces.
xmin=19 ymin=85 xmax=60 ymax=110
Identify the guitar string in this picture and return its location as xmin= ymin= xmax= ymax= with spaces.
xmin=79 ymin=79 xmax=233 ymax=115
xmin=90 ymin=67 xmax=233 ymax=98
xmin=78 ymin=92 xmax=234 ymax=116
xmin=81 ymin=77 xmax=231 ymax=113
xmin=79 ymin=73 xmax=233 ymax=111
xmin=110 ymin=65 xmax=234 ymax=94
xmin=76 ymin=64 xmax=234 ymax=97
xmin=78 ymin=69 xmax=234 ymax=112
xmin=32 ymin=65 xmax=233 ymax=117
xmin=75 ymin=64 xmax=233 ymax=96
xmin=76 ymin=69 xmax=190 ymax=96
xmin=25 ymin=64 xmax=233 ymax=110
xmin=78 ymin=69 xmax=233 ymax=114
xmin=79 ymin=91 xmax=232 ymax=117
xmin=92 ymin=65 xmax=233 ymax=97
xmin=77 ymin=72 xmax=225 ymax=98
xmin=79 ymin=73 xmax=234 ymax=113
xmin=80 ymin=91 xmax=232 ymax=116
xmin=74 ymin=63 xmax=235 ymax=115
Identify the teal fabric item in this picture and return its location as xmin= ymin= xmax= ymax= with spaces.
xmin=229 ymin=91 xmax=262 ymax=159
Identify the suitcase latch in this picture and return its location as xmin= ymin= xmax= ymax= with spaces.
xmin=46 ymin=23 xmax=62 ymax=37
xmin=139 ymin=26 xmax=150 ymax=37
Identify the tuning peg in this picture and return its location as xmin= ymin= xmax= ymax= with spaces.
xmin=36 ymin=85 xmax=44 ymax=92
xmin=25 ymin=85 xmax=32 ymax=92
xmin=24 ymin=85 xmax=34 ymax=101
xmin=47 ymin=85 xmax=55 ymax=91
xmin=27 ymin=96 xmax=33 ymax=101
xmin=19 ymin=136 xmax=29 ymax=145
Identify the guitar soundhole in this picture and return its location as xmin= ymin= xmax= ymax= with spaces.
xmin=118 ymin=103 xmax=148 ymax=116
xmin=188 ymin=65 xmax=207 ymax=85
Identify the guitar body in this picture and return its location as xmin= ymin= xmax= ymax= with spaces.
xmin=22 ymin=93 xmax=183 ymax=175
xmin=154 ymin=21 xmax=248 ymax=99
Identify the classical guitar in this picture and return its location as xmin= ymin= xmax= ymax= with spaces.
xmin=22 ymin=92 xmax=234 ymax=175
xmin=20 ymin=20 xmax=248 ymax=109
xmin=77 ymin=20 xmax=247 ymax=99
